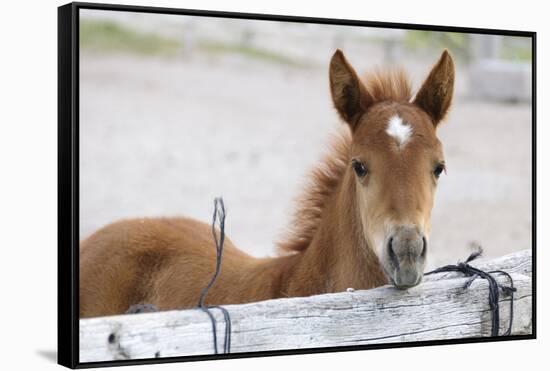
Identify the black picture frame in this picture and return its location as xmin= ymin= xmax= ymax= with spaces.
xmin=58 ymin=2 xmax=537 ymax=368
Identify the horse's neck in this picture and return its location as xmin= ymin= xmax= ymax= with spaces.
xmin=283 ymin=171 xmax=386 ymax=296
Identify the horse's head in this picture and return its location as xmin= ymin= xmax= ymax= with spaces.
xmin=329 ymin=49 xmax=454 ymax=289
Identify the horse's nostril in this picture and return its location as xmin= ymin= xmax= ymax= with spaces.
xmin=421 ymin=236 xmax=427 ymax=258
xmin=387 ymin=237 xmax=399 ymax=269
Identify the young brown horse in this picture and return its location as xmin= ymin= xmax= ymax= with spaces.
xmin=80 ymin=49 xmax=454 ymax=318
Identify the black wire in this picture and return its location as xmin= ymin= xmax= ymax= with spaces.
xmin=197 ymin=197 xmax=232 ymax=354
xmin=424 ymin=247 xmax=516 ymax=337
xmin=488 ymin=270 xmax=516 ymax=336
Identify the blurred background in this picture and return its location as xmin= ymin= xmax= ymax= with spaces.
xmin=79 ymin=9 xmax=532 ymax=268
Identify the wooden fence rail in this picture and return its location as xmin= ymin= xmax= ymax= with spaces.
xmin=80 ymin=249 xmax=532 ymax=363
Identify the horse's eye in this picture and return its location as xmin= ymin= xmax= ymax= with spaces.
xmin=352 ymin=159 xmax=368 ymax=178
xmin=433 ymin=163 xmax=446 ymax=178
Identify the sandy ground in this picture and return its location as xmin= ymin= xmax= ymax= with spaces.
xmin=79 ymin=52 xmax=532 ymax=269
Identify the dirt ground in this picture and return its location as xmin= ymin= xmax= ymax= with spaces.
xmin=79 ymin=52 xmax=532 ymax=269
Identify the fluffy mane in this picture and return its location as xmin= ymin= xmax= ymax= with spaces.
xmin=364 ymin=68 xmax=412 ymax=103
xmin=277 ymin=69 xmax=412 ymax=254
xmin=277 ymin=128 xmax=351 ymax=254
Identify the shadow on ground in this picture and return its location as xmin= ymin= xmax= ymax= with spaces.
xmin=36 ymin=350 xmax=57 ymax=363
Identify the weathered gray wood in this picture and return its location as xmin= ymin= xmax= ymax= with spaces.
xmin=79 ymin=249 xmax=532 ymax=363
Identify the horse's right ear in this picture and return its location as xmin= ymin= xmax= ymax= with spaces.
xmin=413 ymin=50 xmax=455 ymax=127
xmin=329 ymin=50 xmax=372 ymax=131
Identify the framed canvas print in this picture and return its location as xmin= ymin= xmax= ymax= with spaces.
xmin=58 ymin=2 xmax=536 ymax=368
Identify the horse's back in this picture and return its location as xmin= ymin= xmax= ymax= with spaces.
xmin=79 ymin=216 xmax=250 ymax=318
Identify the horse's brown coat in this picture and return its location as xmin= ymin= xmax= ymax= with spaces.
xmin=79 ymin=49 xmax=455 ymax=318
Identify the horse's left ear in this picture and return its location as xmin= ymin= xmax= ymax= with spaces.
xmin=414 ymin=50 xmax=455 ymax=127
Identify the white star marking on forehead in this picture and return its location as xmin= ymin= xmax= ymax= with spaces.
xmin=386 ymin=115 xmax=412 ymax=148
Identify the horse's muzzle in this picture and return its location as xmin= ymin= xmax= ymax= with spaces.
xmin=386 ymin=225 xmax=427 ymax=289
